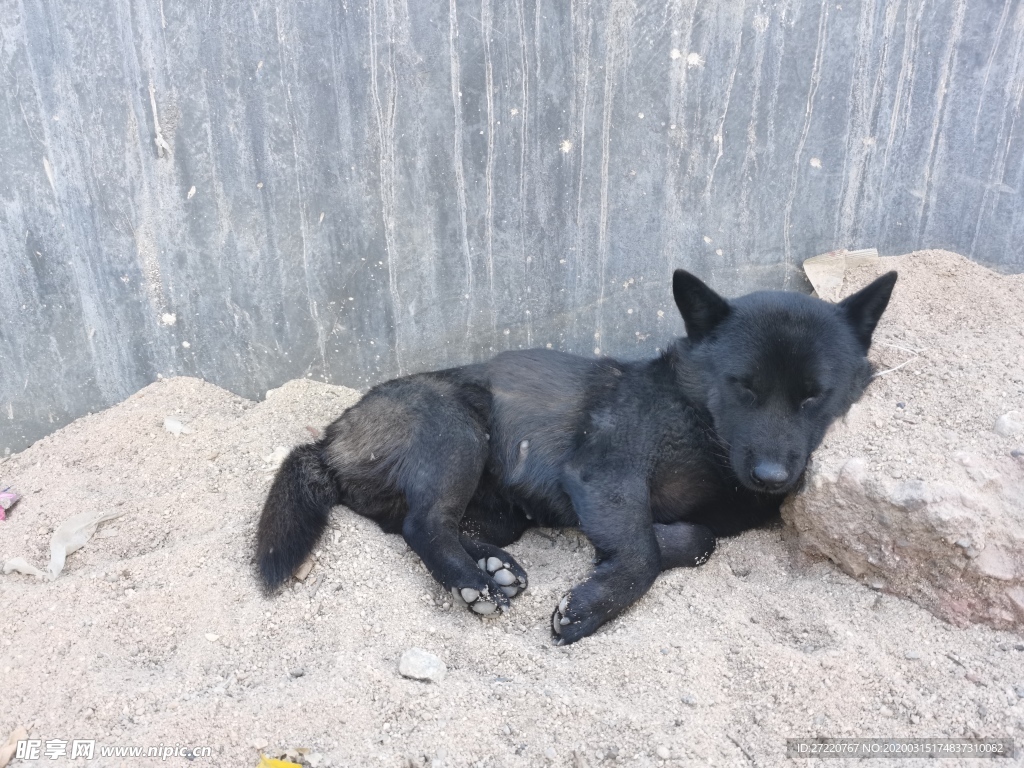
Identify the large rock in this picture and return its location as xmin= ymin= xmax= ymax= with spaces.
xmin=782 ymin=250 xmax=1024 ymax=630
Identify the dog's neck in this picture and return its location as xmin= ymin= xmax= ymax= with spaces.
xmin=657 ymin=338 xmax=712 ymax=410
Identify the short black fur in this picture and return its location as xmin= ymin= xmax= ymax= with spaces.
xmin=256 ymin=270 xmax=897 ymax=644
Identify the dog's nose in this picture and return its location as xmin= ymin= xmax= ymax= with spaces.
xmin=751 ymin=462 xmax=789 ymax=491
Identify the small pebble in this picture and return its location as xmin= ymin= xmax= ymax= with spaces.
xmin=399 ymin=647 xmax=446 ymax=683
xmin=163 ymin=417 xmax=191 ymax=436
xmin=728 ymin=560 xmax=752 ymax=577
xmin=656 ymin=745 xmax=671 ymax=759
xmin=544 ymin=747 xmax=557 ymax=760
xmin=993 ymin=411 xmax=1023 ymax=437
xmin=904 ymin=650 xmax=922 ymax=660
xmin=205 ymin=633 xmax=219 ymax=642
xmin=682 ymin=694 xmax=698 ymax=706
xmin=1014 ymin=685 xmax=1024 ymax=699
xmin=289 ymin=667 xmax=305 ymax=678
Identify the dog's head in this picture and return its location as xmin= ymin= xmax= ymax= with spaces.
xmin=672 ymin=268 xmax=897 ymax=495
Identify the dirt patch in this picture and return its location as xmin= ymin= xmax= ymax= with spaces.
xmin=2 ymin=258 xmax=1024 ymax=766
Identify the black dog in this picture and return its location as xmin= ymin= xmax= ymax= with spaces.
xmin=257 ymin=269 xmax=896 ymax=644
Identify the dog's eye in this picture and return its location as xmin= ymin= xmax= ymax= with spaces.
xmin=800 ymin=390 xmax=823 ymax=408
xmin=727 ymin=377 xmax=756 ymax=400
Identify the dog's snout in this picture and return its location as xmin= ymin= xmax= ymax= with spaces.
xmin=751 ymin=461 xmax=789 ymax=491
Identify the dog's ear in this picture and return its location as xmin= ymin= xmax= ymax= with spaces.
xmin=673 ymin=270 xmax=730 ymax=342
xmin=837 ymin=271 xmax=898 ymax=351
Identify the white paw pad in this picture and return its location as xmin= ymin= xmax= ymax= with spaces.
xmin=477 ymin=556 xmax=527 ymax=598
xmin=450 ymin=585 xmax=502 ymax=616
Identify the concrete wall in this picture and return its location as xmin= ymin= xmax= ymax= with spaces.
xmin=2 ymin=0 xmax=1022 ymax=454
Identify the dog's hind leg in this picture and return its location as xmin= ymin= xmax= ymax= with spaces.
xmin=654 ymin=522 xmax=716 ymax=570
xmin=551 ymin=470 xmax=662 ymax=645
xmin=455 ymin=487 xmax=531 ymax=599
xmin=397 ymin=421 xmax=519 ymax=617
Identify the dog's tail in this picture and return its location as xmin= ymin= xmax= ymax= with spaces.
xmin=256 ymin=442 xmax=339 ymax=592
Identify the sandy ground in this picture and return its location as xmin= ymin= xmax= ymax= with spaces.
xmin=3 ymin=256 xmax=1024 ymax=767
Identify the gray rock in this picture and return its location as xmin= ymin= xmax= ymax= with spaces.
xmin=784 ymin=452 xmax=1024 ymax=632
xmin=399 ymin=647 xmax=446 ymax=683
xmin=994 ymin=411 xmax=1023 ymax=437
xmin=682 ymin=694 xmax=698 ymax=706
xmin=289 ymin=667 xmax=305 ymax=678
xmin=904 ymin=650 xmax=922 ymax=660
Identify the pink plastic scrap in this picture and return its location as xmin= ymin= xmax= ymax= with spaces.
xmin=0 ymin=487 xmax=19 ymax=521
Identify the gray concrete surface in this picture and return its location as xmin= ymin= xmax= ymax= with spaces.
xmin=1 ymin=0 xmax=1022 ymax=454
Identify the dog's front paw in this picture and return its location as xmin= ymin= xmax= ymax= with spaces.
xmin=551 ymin=589 xmax=605 ymax=645
xmin=476 ymin=555 xmax=528 ymax=598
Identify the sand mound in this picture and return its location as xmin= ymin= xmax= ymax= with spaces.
xmin=2 ymin=265 xmax=1024 ymax=765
